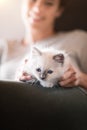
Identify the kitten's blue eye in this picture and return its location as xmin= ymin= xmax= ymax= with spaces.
xmin=36 ymin=68 xmax=41 ymax=72
xmin=47 ymin=70 xmax=53 ymax=74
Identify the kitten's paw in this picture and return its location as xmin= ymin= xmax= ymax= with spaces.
xmin=41 ymin=82 xmax=54 ymax=88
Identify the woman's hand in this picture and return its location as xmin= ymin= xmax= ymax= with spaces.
xmin=15 ymin=67 xmax=32 ymax=82
xmin=18 ymin=71 xmax=32 ymax=82
xmin=59 ymin=65 xmax=84 ymax=88
xmin=15 ymin=59 xmax=32 ymax=82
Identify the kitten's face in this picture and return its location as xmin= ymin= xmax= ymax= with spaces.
xmin=29 ymin=47 xmax=68 ymax=87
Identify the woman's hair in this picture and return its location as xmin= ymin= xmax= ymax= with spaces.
xmin=54 ymin=0 xmax=72 ymax=32
xmin=60 ymin=0 xmax=71 ymax=8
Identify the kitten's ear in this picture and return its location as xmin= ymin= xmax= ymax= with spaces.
xmin=32 ymin=47 xmax=42 ymax=56
xmin=53 ymin=53 xmax=64 ymax=64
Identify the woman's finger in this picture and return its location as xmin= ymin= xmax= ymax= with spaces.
xmin=59 ymin=75 xmax=76 ymax=87
xmin=19 ymin=75 xmax=32 ymax=81
xmin=61 ymin=66 xmax=75 ymax=81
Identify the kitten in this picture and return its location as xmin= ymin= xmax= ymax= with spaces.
xmin=15 ymin=46 xmax=76 ymax=87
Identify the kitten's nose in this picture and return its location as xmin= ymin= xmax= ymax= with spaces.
xmin=40 ymin=73 xmax=46 ymax=80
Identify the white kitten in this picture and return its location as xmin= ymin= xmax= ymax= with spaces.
xmin=15 ymin=47 xmax=76 ymax=87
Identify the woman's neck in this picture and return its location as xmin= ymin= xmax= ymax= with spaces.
xmin=23 ymin=28 xmax=56 ymax=45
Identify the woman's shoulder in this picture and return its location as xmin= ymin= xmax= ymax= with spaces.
xmin=0 ymin=38 xmax=22 ymax=49
xmin=0 ymin=38 xmax=24 ymax=60
xmin=7 ymin=39 xmax=23 ymax=48
xmin=60 ymin=29 xmax=87 ymax=37
xmin=55 ymin=29 xmax=87 ymax=41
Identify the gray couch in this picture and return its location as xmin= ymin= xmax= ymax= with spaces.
xmin=0 ymin=0 xmax=87 ymax=129
xmin=0 ymin=81 xmax=87 ymax=130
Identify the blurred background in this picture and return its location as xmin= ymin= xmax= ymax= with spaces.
xmin=0 ymin=0 xmax=24 ymax=40
xmin=0 ymin=0 xmax=87 ymax=40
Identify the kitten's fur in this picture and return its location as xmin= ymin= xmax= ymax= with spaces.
xmin=16 ymin=47 xmax=79 ymax=87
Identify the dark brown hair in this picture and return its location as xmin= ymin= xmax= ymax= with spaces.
xmin=59 ymin=0 xmax=71 ymax=8
xmin=54 ymin=0 xmax=72 ymax=32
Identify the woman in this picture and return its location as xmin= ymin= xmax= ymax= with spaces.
xmin=0 ymin=1 xmax=87 ymax=129
xmin=0 ymin=0 xmax=87 ymax=90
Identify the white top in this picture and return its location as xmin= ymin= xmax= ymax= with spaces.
xmin=0 ymin=29 xmax=87 ymax=80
